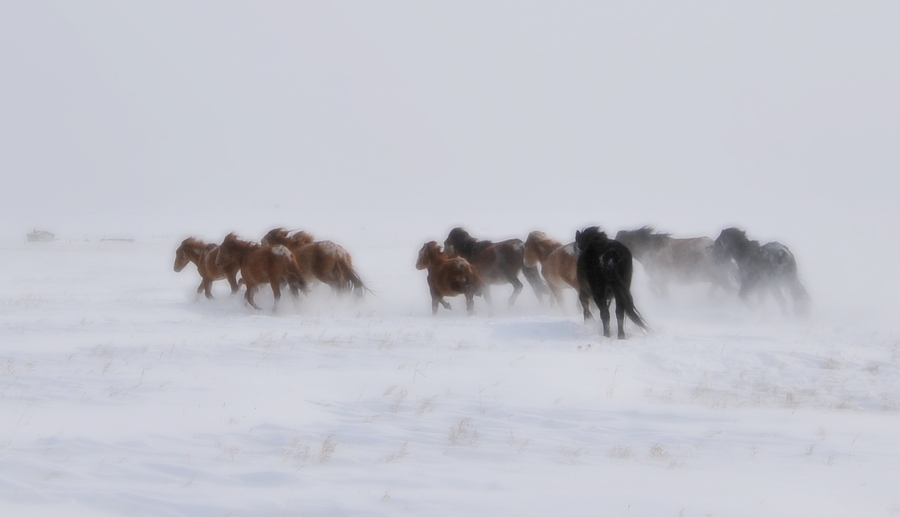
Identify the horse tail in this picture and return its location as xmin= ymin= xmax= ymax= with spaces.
xmin=335 ymin=258 xmax=370 ymax=297
xmin=603 ymin=251 xmax=650 ymax=331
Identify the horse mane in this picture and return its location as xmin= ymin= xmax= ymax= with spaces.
xmin=289 ymin=231 xmax=315 ymax=246
xmin=526 ymin=230 xmax=549 ymax=242
xmin=716 ymin=227 xmax=761 ymax=260
xmin=447 ymin=227 xmax=490 ymax=258
xmin=575 ymin=226 xmax=608 ymax=255
xmin=180 ymin=236 xmax=205 ymax=248
xmin=223 ymin=232 xmax=254 ymax=249
xmin=578 ymin=226 xmax=608 ymax=242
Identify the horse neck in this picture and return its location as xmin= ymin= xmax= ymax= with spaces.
xmin=181 ymin=242 xmax=205 ymax=265
xmin=732 ymin=239 xmax=760 ymax=264
xmin=534 ymin=238 xmax=562 ymax=262
xmin=424 ymin=247 xmax=448 ymax=269
xmin=225 ymin=239 xmax=256 ymax=263
xmin=458 ymin=238 xmax=489 ymax=259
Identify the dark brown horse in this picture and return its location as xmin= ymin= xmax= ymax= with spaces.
xmin=261 ymin=228 xmax=368 ymax=297
xmin=174 ymin=237 xmax=240 ymax=299
xmin=523 ymin=231 xmax=579 ymax=307
xmin=614 ymin=227 xmax=737 ymax=297
xmin=416 ymin=241 xmax=484 ymax=315
xmin=443 ymin=227 xmax=547 ymax=307
xmin=714 ymin=227 xmax=809 ymax=316
xmin=215 ymin=233 xmax=308 ymax=312
xmin=576 ymin=227 xmax=648 ymax=339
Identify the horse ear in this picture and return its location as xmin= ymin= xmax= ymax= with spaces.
xmin=575 ymin=230 xmax=581 ymax=240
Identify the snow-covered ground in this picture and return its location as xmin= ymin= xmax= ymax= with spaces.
xmin=2 ymin=227 xmax=898 ymax=516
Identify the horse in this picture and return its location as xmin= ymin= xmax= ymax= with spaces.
xmin=575 ymin=227 xmax=649 ymax=339
xmin=713 ymin=228 xmax=809 ymax=316
xmin=174 ymin=237 xmax=240 ymax=299
xmin=261 ymin=228 xmax=368 ymax=297
xmin=215 ymin=233 xmax=308 ymax=312
xmin=523 ymin=231 xmax=579 ymax=307
xmin=614 ymin=227 xmax=737 ymax=297
xmin=416 ymin=241 xmax=484 ymax=315
xmin=443 ymin=227 xmax=547 ymax=307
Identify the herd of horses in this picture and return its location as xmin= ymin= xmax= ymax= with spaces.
xmin=174 ymin=229 xmax=367 ymax=312
xmin=176 ymin=225 xmax=809 ymax=339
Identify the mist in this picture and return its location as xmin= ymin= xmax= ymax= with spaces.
xmin=5 ymin=2 xmax=898 ymax=327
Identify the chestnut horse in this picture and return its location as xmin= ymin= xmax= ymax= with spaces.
xmin=713 ymin=227 xmax=809 ymax=316
xmin=614 ymin=227 xmax=737 ymax=297
xmin=575 ymin=227 xmax=648 ymax=339
xmin=443 ymin=227 xmax=547 ymax=307
xmin=523 ymin=231 xmax=578 ymax=307
xmin=174 ymin=237 xmax=240 ymax=299
xmin=261 ymin=228 xmax=368 ymax=297
xmin=416 ymin=241 xmax=484 ymax=315
xmin=215 ymin=233 xmax=308 ymax=312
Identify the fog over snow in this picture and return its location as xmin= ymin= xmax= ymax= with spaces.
xmin=2 ymin=2 xmax=899 ymax=516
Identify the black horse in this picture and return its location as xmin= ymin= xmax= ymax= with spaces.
xmin=575 ymin=227 xmax=649 ymax=339
xmin=714 ymin=228 xmax=809 ymax=316
xmin=443 ymin=227 xmax=548 ymax=307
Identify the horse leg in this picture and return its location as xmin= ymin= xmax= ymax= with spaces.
xmin=465 ymin=290 xmax=475 ymax=315
xmin=595 ymin=294 xmax=612 ymax=338
xmin=505 ymin=274 xmax=524 ymax=307
xmin=614 ymin=297 xmax=627 ymax=339
xmin=790 ymin=279 xmax=810 ymax=317
xmin=195 ymin=280 xmax=204 ymax=301
xmin=227 ymin=273 xmax=240 ymax=295
xmin=481 ymin=286 xmax=493 ymax=306
xmin=771 ymin=286 xmax=789 ymax=315
xmin=549 ymin=282 xmax=566 ymax=310
xmin=429 ymin=284 xmax=450 ymax=314
xmin=245 ymin=284 xmax=261 ymax=311
xmin=579 ymin=289 xmax=593 ymax=322
xmin=431 ymin=295 xmax=443 ymax=315
xmin=271 ymin=280 xmax=282 ymax=313
xmin=522 ymin=264 xmax=547 ymax=303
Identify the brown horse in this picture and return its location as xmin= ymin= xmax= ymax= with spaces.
xmin=215 ymin=233 xmax=308 ymax=312
xmin=416 ymin=241 xmax=484 ymax=315
xmin=261 ymin=228 xmax=368 ymax=297
xmin=443 ymin=227 xmax=547 ymax=307
xmin=614 ymin=227 xmax=737 ymax=297
xmin=523 ymin=231 xmax=579 ymax=307
xmin=174 ymin=237 xmax=240 ymax=299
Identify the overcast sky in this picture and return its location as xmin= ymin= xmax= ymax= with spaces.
xmin=2 ymin=2 xmax=898 ymax=245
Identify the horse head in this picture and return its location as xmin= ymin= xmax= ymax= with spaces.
xmin=416 ymin=241 xmax=442 ymax=270
xmin=443 ymin=227 xmax=468 ymax=257
xmin=714 ymin=227 xmax=758 ymax=264
xmin=174 ymin=237 xmax=202 ymax=272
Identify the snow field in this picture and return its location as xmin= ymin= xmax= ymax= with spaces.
xmin=1 ymin=240 xmax=899 ymax=516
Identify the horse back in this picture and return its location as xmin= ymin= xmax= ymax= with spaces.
xmin=470 ymin=239 xmax=524 ymax=281
xmin=545 ymin=242 xmax=578 ymax=289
